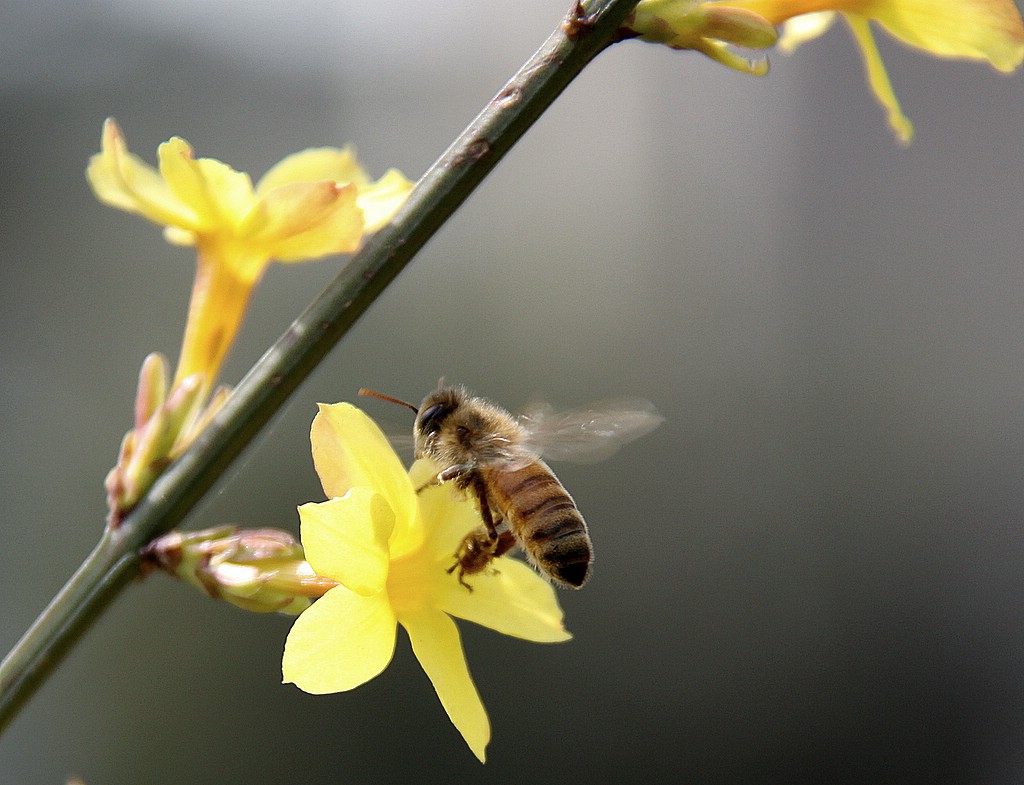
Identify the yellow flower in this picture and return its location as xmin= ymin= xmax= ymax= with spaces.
xmin=87 ymin=118 xmax=413 ymax=395
xmin=281 ymin=403 xmax=572 ymax=762
xmin=627 ymin=0 xmax=779 ymax=74
xmin=720 ymin=0 xmax=1024 ymax=142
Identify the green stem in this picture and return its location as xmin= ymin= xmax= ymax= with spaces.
xmin=0 ymin=0 xmax=641 ymax=734
xmin=0 ymin=529 xmax=139 ymax=732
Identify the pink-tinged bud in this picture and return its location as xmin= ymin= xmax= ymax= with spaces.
xmin=134 ymin=352 xmax=169 ymax=430
xmin=107 ymin=359 xmax=229 ymax=527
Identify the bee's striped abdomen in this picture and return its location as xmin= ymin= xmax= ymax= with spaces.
xmin=487 ymin=462 xmax=593 ymax=588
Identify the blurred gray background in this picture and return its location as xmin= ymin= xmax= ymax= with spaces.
xmin=3 ymin=1 xmax=1024 ymax=783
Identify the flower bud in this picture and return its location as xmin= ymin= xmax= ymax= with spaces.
xmin=143 ymin=526 xmax=338 ymax=614
xmin=625 ymin=0 xmax=777 ymax=75
xmin=106 ymin=356 xmax=229 ymax=527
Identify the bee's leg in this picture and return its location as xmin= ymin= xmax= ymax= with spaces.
xmin=445 ymin=478 xmax=498 ymax=592
xmin=447 ymin=529 xmax=486 ymax=591
xmin=472 ymin=476 xmax=499 ymax=539
xmin=447 ymin=528 xmax=516 ymax=591
xmin=457 ymin=565 xmax=478 ymax=591
xmin=450 ymin=562 xmax=474 ymax=592
xmin=439 ymin=464 xmax=472 ymax=483
xmin=489 ymin=529 xmax=517 ymax=561
xmin=414 ymin=463 xmax=473 ymax=494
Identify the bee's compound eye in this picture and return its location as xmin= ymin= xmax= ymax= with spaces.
xmin=417 ymin=403 xmax=447 ymax=434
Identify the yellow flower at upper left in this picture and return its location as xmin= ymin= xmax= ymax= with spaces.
xmin=89 ymin=118 xmax=413 ymax=524
xmin=87 ymin=118 xmax=413 ymax=393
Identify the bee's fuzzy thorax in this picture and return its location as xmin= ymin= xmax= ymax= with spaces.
xmin=414 ymin=386 xmax=524 ymax=470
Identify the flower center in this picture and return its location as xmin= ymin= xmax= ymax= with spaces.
xmin=386 ymin=548 xmax=440 ymax=615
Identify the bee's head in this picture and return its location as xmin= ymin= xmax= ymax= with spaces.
xmin=414 ymin=386 xmax=467 ymax=455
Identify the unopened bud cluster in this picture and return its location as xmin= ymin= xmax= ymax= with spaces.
xmin=105 ymin=353 xmax=229 ymax=527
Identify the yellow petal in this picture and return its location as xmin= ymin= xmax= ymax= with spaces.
xmin=722 ymin=0 xmax=834 ymax=25
xmin=298 ymin=488 xmax=394 ymax=595
xmin=310 ymin=403 xmax=418 ymax=547
xmin=158 ymin=137 xmax=256 ymax=232
xmin=283 ymin=585 xmax=396 ymax=693
xmin=684 ymin=36 xmax=771 ymax=74
xmin=729 ymin=0 xmax=1024 ymax=70
xmin=163 ymin=226 xmax=197 ymax=246
xmin=400 ymin=609 xmax=490 ymax=763
xmin=413 ymin=460 xmax=516 ymax=572
xmin=408 ymin=457 xmax=441 ymax=492
xmin=255 ymin=146 xmax=367 ymax=195
xmin=777 ymin=11 xmax=836 ymax=53
xmin=243 ymin=181 xmax=364 ymax=262
xmin=266 ymin=217 xmax=364 ymax=261
xmin=414 ymin=466 xmax=482 ymax=554
xmin=438 ymin=557 xmax=572 ymax=643
xmin=356 ymin=169 xmax=415 ymax=233
xmin=255 ymin=147 xmax=413 ymax=235
xmin=86 ymin=119 xmax=199 ymax=230
xmin=845 ymin=14 xmax=914 ymax=143
xmin=866 ymin=0 xmax=1024 ymax=71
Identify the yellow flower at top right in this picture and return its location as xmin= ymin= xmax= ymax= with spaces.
xmin=719 ymin=0 xmax=1024 ymax=142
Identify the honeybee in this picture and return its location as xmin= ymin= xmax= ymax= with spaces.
xmin=361 ymin=384 xmax=662 ymax=590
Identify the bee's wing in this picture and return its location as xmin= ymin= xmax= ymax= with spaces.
xmin=371 ymin=420 xmax=416 ymax=462
xmin=517 ymin=398 xmax=663 ymax=464
xmin=389 ymin=433 xmax=417 ymax=462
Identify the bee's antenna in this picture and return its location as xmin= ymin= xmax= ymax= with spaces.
xmin=359 ymin=388 xmax=418 ymax=414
